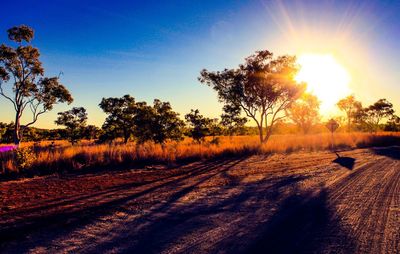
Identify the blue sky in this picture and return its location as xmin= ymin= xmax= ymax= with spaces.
xmin=1 ymin=0 xmax=399 ymax=128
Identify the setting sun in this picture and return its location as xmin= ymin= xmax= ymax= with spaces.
xmin=295 ymin=54 xmax=351 ymax=115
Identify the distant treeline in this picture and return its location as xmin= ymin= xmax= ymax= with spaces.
xmin=0 ymin=117 xmax=254 ymax=144
xmin=1 ymin=104 xmax=399 ymax=144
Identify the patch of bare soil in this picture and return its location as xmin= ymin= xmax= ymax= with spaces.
xmin=0 ymin=147 xmax=399 ymax=253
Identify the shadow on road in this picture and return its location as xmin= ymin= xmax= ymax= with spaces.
xmin=333 ymin=152 xmax=356 ymax=170
xmin=245 ymin=188 xmax=356 ymax=253
xmin=333 ymin=157 xmax=356 ymax=170
xmin=0 ymin=156 xmax=356 ymax=253
xmin=372 ymin=146 xmax=400 ymax=160
xmin=0 ymin=157 xmax=247 ymax=250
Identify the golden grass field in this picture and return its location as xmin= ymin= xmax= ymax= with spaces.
xmin=1 ymin=132 xmax=400 ymax=176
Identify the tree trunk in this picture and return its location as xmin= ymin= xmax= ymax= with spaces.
xmin=347 ymin=116 xmax=351 ymax=132
xmin=258 ymin=125 xmax=264 ymax=143
xmin=14 ymin=113 xmax=21 ymax=146
xmin=123 ymin=129 xmax=129 ymax=143
xmin=263 ymin=127 xmax=273 ymax=143
xmin=263 ymin=118 xmax=278 ymax=143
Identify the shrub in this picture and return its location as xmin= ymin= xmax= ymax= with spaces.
xmin=210 ymin=137 xmax=220 ymax=146
xmin=14 ymin=147 xmax=36 ymax=170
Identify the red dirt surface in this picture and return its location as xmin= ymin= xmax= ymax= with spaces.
xmin=0 ymin=147 xmax=399 ymax=253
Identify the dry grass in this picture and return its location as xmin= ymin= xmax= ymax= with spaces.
xmin=1 ymin=132 xmax=399 ymax=177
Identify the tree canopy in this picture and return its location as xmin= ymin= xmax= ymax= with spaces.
xmin=336 ymin=95 xmax=362 ymax=131
xmin=133 ymin=99 xmax=184 ymax=144
xmin=364 ymin=99 xmax=395 ymax=131
xmin=199 ymin=50 xmax=305 ymax=143
xmin=337 ymin=97 xmax=396 ymax=132
xmin=185 ymin=109 xmax=214 ymax=143
xmin=55 ymin=107 xmax=88 ymax=144
xmin=287 ymin=93 xmax=320 ymax=134
xmin=99 ymin=95 xmax=136 ymax=143
xmin=0 ymin=25 xmax=73 ymax=145
xmin=220 ymin=104 xmax=247 ymax=136
xmin=99 ymin=95 xmax=184 ymax=144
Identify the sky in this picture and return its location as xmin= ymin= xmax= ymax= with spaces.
xmin=1 ymin=0 xmax=399 ymax=128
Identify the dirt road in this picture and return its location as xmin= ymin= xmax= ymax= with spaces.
xmin=0 ymin=147 xmax=399 ymax=253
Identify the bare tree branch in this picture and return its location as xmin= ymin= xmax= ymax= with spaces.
xmin=0 ymin=82 xmax=17 ymax=111
xmin=23 ymin=108 xmax=47 ymax=128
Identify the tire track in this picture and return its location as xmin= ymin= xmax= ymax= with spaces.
xmin=324 ymin=154 xmax=400 ymax=253
xmin=0 ymin=148 xmax=398 ymax=253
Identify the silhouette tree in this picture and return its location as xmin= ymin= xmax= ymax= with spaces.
xmin=209 ymin=118 xmax=224 ymax=137
xmin=384 ymin=115 xmax=400 ymax=131
xmin=336 ymin=95 xmax=362 ymax=131
xmin=100 ymin=95 xmax=184 ymax=144
xmin=133 ymin=99 xmax=184 ymax=144
xmin=287 ymin=93 xmax=320 ymax=134
xmin=0 ymin=123 xmax=15 ymax=143
xmin=83 ymin=125 xmax=101 ymax=140
xmin=221 ymin=104 xmax=247 ymax=136
xmin=55 ymin=107 xmax=88 ymax=144
xmin=99 ymin=95 xmax=136 ymax=143
xmin=0 ymin=122 xmax=8 ymax=142
xmin=199 ymin=50 xmax=304 ymax=143
xmin=352 ymin=107 xmax=368 ymax=131
xmin=0 ymin=25 xmax=73 ymax=145
xmin=365 ymin=99 xmax=395 ymax=131
xmin=185 ymin=109 xmax=213 ymax=143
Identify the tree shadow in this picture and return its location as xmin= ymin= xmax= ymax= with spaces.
xmin=332 ymin=152 xmax=355 ymax=170
xmin=0 ymin=157 xmax=246 ymax=250
xmin=0 ymin=156 xmax=356 ymax=254
xmin=102 ymin=174 xmax=311 ymax=254
xmin=372 ymin=146 xmax=400 ymax=160
xmin=245 ymin=188 xmax=356 ymax=253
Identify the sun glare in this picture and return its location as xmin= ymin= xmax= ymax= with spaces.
xmin=295 ymin=54 xmax=351 ymax=116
